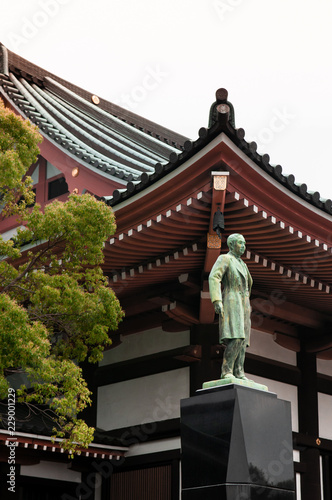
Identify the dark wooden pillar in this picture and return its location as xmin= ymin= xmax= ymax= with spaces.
xmin=0 ymin=463 xmax=20 ymax=500
xmin=171 ymin=459 xmax=180 ymax=500
xmin=189 ymin=324 xmax=220 ymax=394
xmin=80 ymin=360 xmax=98 ymax=427
xmin=322 ymin=454 xmax=331 ymax=500
xmin=297 ymin=347 xmax=321 ymax=500
xmin=80 ymin=471 xmax=96 ymax=500
xmin=101 ymin=470 xmax=111 ymax=500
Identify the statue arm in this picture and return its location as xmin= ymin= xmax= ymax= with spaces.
xmin=247 ymin=266 xmax=253 ymax=295
xmin=213 ymin=300 xmax=224 ymax=316
xmin=208 ymin=256 xmax=229 ymax=316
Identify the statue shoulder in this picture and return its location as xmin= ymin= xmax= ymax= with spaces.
xmin=212 ymin=253 xmax=232 ymax=269
xmin=216 ymin=252 xmax=231 ymax=262
xmin=222 ymin=252 xmax=233 ymax=263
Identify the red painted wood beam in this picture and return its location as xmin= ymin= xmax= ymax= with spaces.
xmin=200 ymin=172 xmax=229 ymax=324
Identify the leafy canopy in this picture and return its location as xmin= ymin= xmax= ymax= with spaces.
xmin=0 ymin=99 xmax=123 ymax=453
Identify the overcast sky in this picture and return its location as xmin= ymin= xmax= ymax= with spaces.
xmin=2 ymin=0 xmax=332 ymax=200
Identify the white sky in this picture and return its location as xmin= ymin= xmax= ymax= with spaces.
xmin=2 ymin=0 xmax=332 ymax=201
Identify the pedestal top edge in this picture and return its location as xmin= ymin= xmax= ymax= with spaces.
xmin=196 ymin=383 xmax=276 ymax=397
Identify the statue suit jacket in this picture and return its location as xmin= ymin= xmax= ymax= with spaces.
xmin=209 ymin=252 xmax=253 ymax=345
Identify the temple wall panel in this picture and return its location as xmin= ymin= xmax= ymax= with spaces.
xmin=99 ymin=327 xmax=190 ymax=366
xmin=97 ymin=367 xmax=190 ymax=431
xmin=247 ymin=328 xmax=297 ymax=365
xmin=125 ymin=437 xmax=181 ymax=457
xmin=318 ymin=392 xmax=332 ymax=440
xmin=20 ymin=461 xmax=81 ymax=482
xmin=317 ymin=358 xmax=332 ymax=377
xmin=46 ymin=161 xmax=63 ymax=179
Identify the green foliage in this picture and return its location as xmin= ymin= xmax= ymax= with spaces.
xmin=0 ymin=99 xmax=41 ymax=215
xmin=0 ymin=100 xmax=123 ymax=454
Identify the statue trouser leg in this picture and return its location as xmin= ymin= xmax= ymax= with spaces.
xmin=233 ymin=339 xmax=247 ymax=379
xmin=221 ymin=339 xmax=244 ymax=378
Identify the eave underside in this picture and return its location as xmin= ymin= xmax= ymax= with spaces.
xmin=106 ymin=190 xmax=331 ymax=303
xmin=104 ymin=179 xmax=332 ymax=357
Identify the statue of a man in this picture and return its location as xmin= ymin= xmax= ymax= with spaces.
xmin=209 ymin=233 xmax=253 ymax=380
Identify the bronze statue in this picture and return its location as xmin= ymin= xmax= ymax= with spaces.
xmin=209 ymin=233 xmax=253 ymax=380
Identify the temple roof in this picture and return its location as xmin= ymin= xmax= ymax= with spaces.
xmin=1 ymin=44 xmax=331 ymax=215
xmin=106 ymin=90 xmax=332 ymax=215
xmin=0 ymin=401 xmax=127 ymax=457
xmin=0 ymin=44 xmax=186 ymax=185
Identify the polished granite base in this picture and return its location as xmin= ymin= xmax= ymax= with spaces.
xmin=181 ymin=384 xmax=295 ymax=499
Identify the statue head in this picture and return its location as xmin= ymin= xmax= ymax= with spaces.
xmin=227 ymin=233 xmax=246 ymax=257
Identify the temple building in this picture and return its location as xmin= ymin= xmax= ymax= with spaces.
xmin=0 ymin=43 xmax=332 ymax=500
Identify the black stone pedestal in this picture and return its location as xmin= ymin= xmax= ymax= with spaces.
xmin=180 ymin=384 xmax=295 ymax=499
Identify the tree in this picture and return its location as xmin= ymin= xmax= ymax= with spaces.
xmin=0 ymin=99 xmax=124 ymax=453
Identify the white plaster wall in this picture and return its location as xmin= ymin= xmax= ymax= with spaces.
xmin=97 ymin=367 xmax=190 ymax=431
xmin=246 ymin=373 xmax=299 ymax=432
xmin=317 ymin=358 xmax=332 ymax=377
xmin=31 ymin=164 xmax=39 ymax=184
xmin=318 ymin=392 xmax=332 ymax=440
xmin=46 ymin=161 xmax=62 ymax=179
xmin=20 ymin=460 xmax=81 ymax=482
xmin=125 ymin=437 xmax=181 ymax=457
xmin=99 ymin=327 xmax=190 ymax=366
xmin=320 ymin=456 xmax=324 ymax=500
xmin=296 ymin=473 xmax=302 ymax=500
xmin=1 ymin=226 xmax=25 ymax=241
xmin=247 ymin=329 xmax=297 ymax=365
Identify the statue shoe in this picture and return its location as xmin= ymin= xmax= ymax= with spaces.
xmin=234 ymin=372 xmax=248 ymax=380
xmin=221 ymin=373 xmax=235 ymax=379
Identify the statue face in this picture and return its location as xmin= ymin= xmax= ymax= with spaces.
xmin=232 ymin=236 xmax=246 ymax=256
